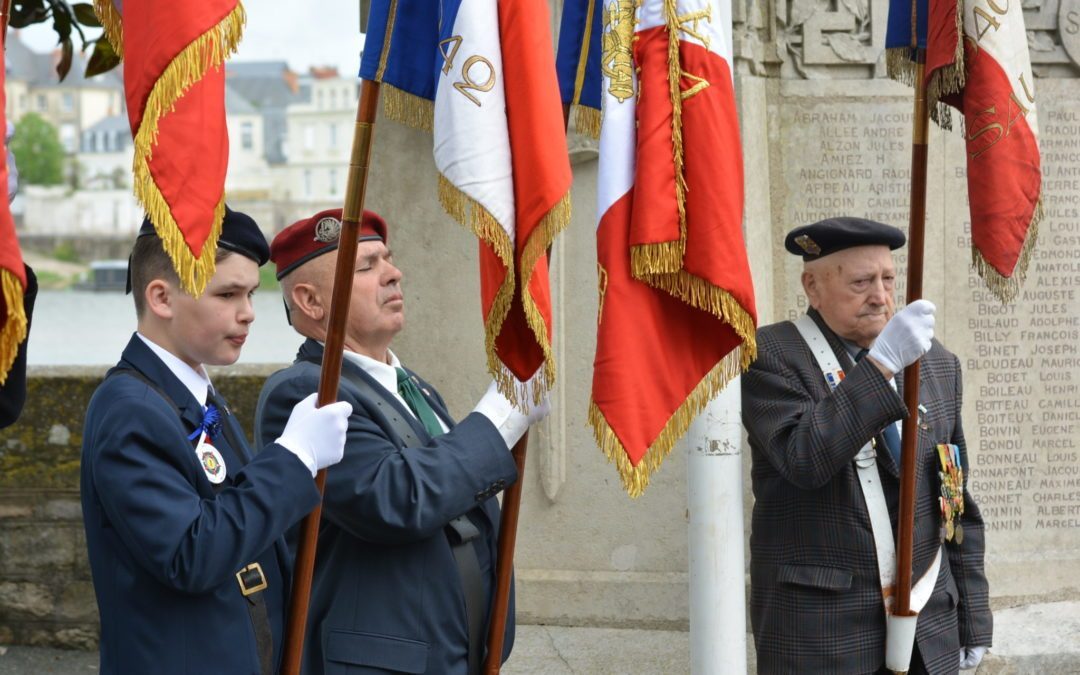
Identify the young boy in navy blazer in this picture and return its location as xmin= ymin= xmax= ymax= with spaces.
xmin=80 ymin=208 xmax=352 ymax=675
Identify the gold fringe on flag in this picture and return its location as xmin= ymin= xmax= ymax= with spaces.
xmin=589 ymin=345 xmax=748 ymax=497
xmin=93 ymin=0 xmax=124 ymax=58
xmin=573 ymin=105 xmax=601 ymax=139
xmin=437 ymin=173 xmax=521 ymax=404
xmin=381 ymin=83 xmax=434 ymax=132
xmin=516 ymin=192 xmax=572 ymax=406
xmin=641 ymin=0 xmax=689 ymax=279
xmin=971 ymin=199 xmax=1042 ymax=304
xmin=130 ymin=2 xmax=245 ymax=297
xmin=0 ymin=269 xmax=27 ymax=386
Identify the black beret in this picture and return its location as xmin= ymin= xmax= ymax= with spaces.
xmin=784 ymin=216 xmax=906 ymax=260
xmin=137 ymin=206 xmax=270 ymax=266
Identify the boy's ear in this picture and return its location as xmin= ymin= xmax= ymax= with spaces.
xmin=144 ymin=279 xmax=175 ymax=320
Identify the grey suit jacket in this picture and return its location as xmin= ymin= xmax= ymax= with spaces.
xmin=256 ymin=339 xmax=518 ymax=674
xmin=742 ymin=309 xmax=992 ymax=674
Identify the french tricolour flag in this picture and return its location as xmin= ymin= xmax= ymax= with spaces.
xmin=886 ymin=0 xmax=1042 ymax=303
xmin=589 ymin=0 xmax=757 ymax=496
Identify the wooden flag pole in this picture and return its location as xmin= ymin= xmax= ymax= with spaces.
xmin=482 ymin=434 xmax=529 ymax=675
xmin=483 ymin=102 xmax=575 ymax=675
xmin=894 ymin=48 xmax=929 ymax=629
xmin=280 ymin=78 xmax=381 ymax=675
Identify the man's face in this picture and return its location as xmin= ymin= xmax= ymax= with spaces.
xmin=168 ymin=254 xmax=260 ymax=369
xmin=802 ymin=245 xmax=896 ymax=348
xmin=342 ymin=240 xmax=405 ymax=358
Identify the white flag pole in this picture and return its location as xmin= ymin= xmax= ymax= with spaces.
xmin=686 ymin=378 xmax=747 ymax=674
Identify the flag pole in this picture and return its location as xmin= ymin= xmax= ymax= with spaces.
xmin=281 ymin=78 xmax=382 ymax=675
xmin=482 ymin=102 xmax=573 ymax=675
xmin=483 ymin=434 xmax=528 ymax=675
xmin=891 ymin=45 xmax=929 ymax=671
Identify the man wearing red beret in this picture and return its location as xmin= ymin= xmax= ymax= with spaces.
xmin=255 ymin=208 xmax=548 ymax=675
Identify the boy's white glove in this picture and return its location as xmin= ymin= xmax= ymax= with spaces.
xmin=276 ymin=393 xmax=352 ymax=477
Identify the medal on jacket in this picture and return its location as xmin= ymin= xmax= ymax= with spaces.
xmin=189 ymin=404 xmax=227 ymax=484
xmin=937 ymin=443 xmax=964 ymax=544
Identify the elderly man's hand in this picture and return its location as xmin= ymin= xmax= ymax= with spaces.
xmin=866 ymin=299 xmax=936 ymax=377
xmin=960 ymin=645 xmax=988 ymax=670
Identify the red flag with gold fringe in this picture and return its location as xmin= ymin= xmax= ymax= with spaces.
xmin=590 ymin=0 xmax=756 ymax=496
xmin=95 ymin=0 xmax=245 ymax=296
xmin=0 ymin=40 xmax=27 ymax=384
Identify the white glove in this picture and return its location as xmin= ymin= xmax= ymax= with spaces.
xmin=959 ymin=645 xmax=987 ymax=670
xmin=275 ymin=393 xmax=352 ymax=477
xmin=474 ymin=380 xmax=551 ymax=449
xmin=867 ymin=299 xmax=936 ymax=375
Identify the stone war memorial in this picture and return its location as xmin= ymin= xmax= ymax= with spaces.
xmin=1 ymin=0 xmax=1079 ymax=670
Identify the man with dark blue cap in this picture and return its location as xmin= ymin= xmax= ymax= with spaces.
xmin=80 ymin=207 xmax=353 ymax=675
xmin=742 ymin=217 xmax=992 ymax=674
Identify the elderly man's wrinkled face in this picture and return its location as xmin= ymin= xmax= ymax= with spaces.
xmin=802 ymin=245 xmax=896 ymax=348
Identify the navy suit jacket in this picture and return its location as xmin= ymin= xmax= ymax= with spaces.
xmin=80 ymin=335 xmax=320 ymax=674
xmin=255 ymin=339 xmax=518 ymax=675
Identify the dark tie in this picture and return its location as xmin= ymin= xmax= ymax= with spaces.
xmin=856 ymin=349 xmax=902 ymax=466
xmin=396 ymin=368 xmax=444 ymax=437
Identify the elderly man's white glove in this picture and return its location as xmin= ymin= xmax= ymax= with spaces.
xmin=867 ymin=299 xmax=936 ymax=375
xmin=275 ymin=393 xmax=352 ymax=477
xmin=959 ymin=645 xmax=988 ymax=670
xmin=474 ymin=380 xmax=551 ymax=449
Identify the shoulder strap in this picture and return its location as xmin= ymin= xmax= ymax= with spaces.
xmin=790 ymin=315 xmax=942 ymax=616
xmin=106 ymin=366 xmax=184 ymax=421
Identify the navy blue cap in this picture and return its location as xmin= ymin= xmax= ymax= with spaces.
xmin=136 ymin=206 xmax=270 ymax=266
xmin=785 ymin=216 xmax=906 ymax=260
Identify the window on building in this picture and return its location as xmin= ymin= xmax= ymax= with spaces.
xmin=317 ymin=90 xmax=324 ymax=109
xmin=115 ymin=131 xmax=125 ymax=151
xmin=60 ymin=124 xmax=77 ymax=152
xmin=241 ymin=121 xmax=254 ymax=150
xmin=36 ymin=94 xmax=47 ymax=112
xmin=304 ymin=169 xmax=312 ymax=197
xmin=61 ymin=93 xmax=74 ymax=112
xmin=329 ymin=168 xmax=337 ymax=196
xmin=304 ymin=125 xmax=315 ymax=151
xmin=329 ymin=89 xmax=337 ymax=109
xmin=328 ymin=123 xmax=337 ymax=148
xmin=86 ymin=132 xmax=96 ymax=152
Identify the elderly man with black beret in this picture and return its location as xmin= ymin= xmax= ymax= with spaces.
xmin=255 ymin=208 xmax=548 ymax=675
xmin=742 ymin=217 xmax=992 ymax=674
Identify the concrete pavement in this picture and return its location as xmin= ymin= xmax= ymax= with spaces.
xmin=2 ymin=605 xmax=1078 ymax=674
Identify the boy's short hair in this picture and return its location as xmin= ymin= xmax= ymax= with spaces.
xmin=130 ymin=237 xmax=233 ymax=318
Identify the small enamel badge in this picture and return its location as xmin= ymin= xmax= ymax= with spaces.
xmin=794 ymin=234 xmax=821 ymax=255
xmin=195 ymin=433 xmax=227 ymax=485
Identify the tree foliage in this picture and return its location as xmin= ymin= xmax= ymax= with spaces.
xmin=11 ymin=113 xmax=66 ymax=185
xmin=8 ymin=1 xmax=120 ymax=80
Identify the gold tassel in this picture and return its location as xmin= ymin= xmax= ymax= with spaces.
xmin=885 ymin=48 xmax=917 ymax=87
xmin=971 ymin=198 xmax=1042 ymax=304
xmin=631 ymin=239 xmax=685 ymax=277
xmin=93 ymin=0 xmax=124 ymax=58
xmin=381 ymin=84 xmax=434 ymax=132
xmin=517 ymin=192 xmax=572 ymax=407
xmin=663 ymin=0 xmax=689 ymax=260
xmin=574 ymin=105 xmax=601 ymax=139
xmin=590 ymin=346 xmax=749 ymax=497
xmin=374 ymin=0 xmax=401 ymax=82
xmin=437 ymin=173 xmax=522 ymax=405
xmin=0 ymin=269 xmax=28 ymax=386
xmin=130 ymin=2 xmax=245 ymax=297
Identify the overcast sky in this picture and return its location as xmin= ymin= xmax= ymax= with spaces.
xmin=18 ymin=1 xmax=365 ymax=77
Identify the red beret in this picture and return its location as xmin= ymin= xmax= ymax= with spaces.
xmin=271 ymin=208 xmax=388 ymax=280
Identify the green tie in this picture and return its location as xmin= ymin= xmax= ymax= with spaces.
xmin=396 ymin=367 xmax=444 ymax=437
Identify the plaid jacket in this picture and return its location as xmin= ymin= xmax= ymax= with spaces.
xmin=742 ymin=309 xmax=992 ymax=674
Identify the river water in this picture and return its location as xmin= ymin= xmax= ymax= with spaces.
xmin=28 ymin=291 xmax=301 ymax=366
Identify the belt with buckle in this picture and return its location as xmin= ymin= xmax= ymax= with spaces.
xmin=236 ymin=562 xmax=268 ymax=596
